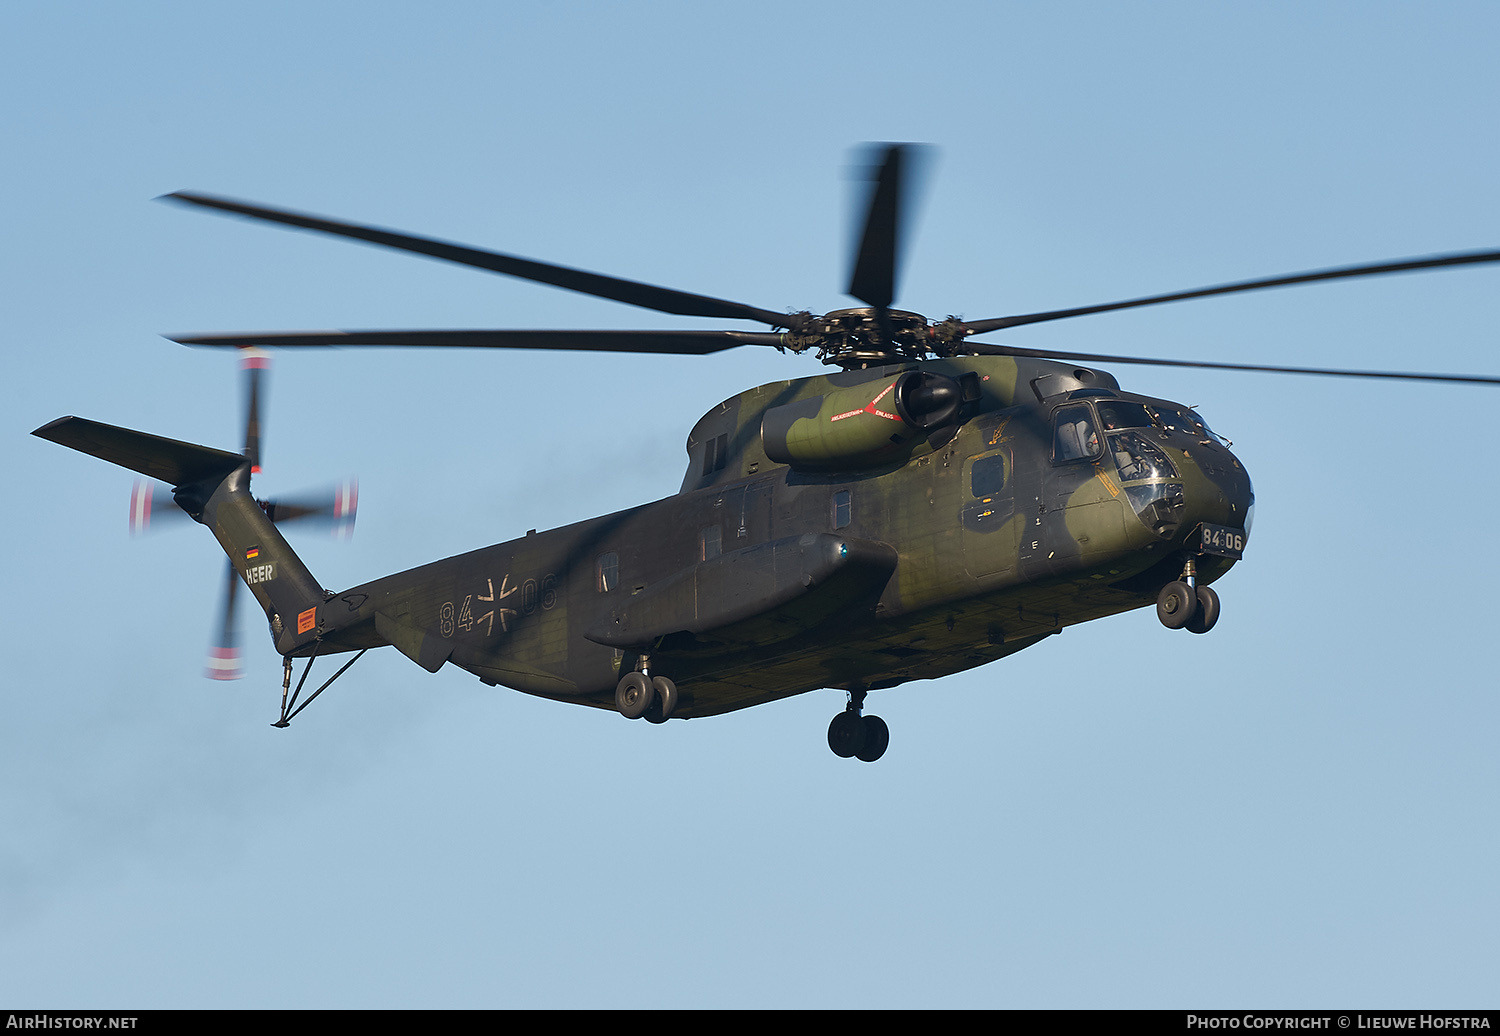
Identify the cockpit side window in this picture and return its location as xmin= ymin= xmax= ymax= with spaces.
xmin=1053 ymin=404 xmax=1101 ymax=463
xmin=1096 ymin=400 xmax=1153 ymax=431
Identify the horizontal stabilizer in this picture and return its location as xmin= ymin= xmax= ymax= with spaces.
xmin=33 ymin=417 xmax=246 ymax=487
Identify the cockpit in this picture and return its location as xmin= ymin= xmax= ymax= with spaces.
xmin=1050 ymin=392 xmax=1197 ymax=538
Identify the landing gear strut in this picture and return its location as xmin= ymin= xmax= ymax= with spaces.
xmin=827 ymin=686 xmax=889 ymax=762
xmin=615 ymin=655 xmax=677 ymax=722
xmin=1156 ymin=558 xmax=1221 ymax=634
xmin=272 ymin=641 xmax=368 ymax=727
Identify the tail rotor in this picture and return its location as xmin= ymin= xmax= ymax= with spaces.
xmin=127 ymin=349 xmax=358 ymax=679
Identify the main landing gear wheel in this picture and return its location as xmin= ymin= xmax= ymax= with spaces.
xmin=1156 ymin=580 xmax=1198 ymax=630
xmin=643 ymin=675 xmax=677 ymax=723
xmin=827 ymin=687 xmax=889 ymax=762
xmin=855 ymin=715 xmax=889 ymax=763
xmin=1186 ymin=585 xmax=1221 ymax=634
xmin=615 ymin=671 xmax=653 ymax=719
xmin=827 ymin=711 xmax=866 ymax=758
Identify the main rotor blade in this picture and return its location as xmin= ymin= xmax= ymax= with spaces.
xmin=960 ymin=249 xmax=1500 ymax=335
xmin=847 ymin=144 xmax=907 ymax=311
xmin=162 ymin=192 xmax=793 ymax=327
xmin=963 ymin=340 xmax=1500 ymax=385
xmin=170 ymin=328 xmax=790 ymax=355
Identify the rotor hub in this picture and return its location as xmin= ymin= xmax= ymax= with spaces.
xmin=798 ymin=307 xmax=933 ymax=368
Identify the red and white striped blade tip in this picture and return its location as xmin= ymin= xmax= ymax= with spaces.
xmin=238 ymin=347 xmax=270 ymax=370
xmin=334 ymin=479 xmax=358 ymax=539
xmin=205 ymin=647 xmax=243 ymax=681
xmin=129 ymin=480 xmax=154 ymax=535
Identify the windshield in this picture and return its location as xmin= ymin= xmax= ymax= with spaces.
xmin=1109 ymin=431 xmax=1178 ymax=482
xmin=1149 ymin=404 xmax=1213 ymax=436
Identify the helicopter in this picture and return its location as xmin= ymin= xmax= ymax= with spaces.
xmin=33 ymin=144 xmax=1500 ymax=762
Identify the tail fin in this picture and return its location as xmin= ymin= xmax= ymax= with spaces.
xmin=34 ymin=416 xmax=325 ymax=653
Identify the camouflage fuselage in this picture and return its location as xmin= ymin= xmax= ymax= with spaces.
xmin=294 ymin=354 xmax=1253 ymax=717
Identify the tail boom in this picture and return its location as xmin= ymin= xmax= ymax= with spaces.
xmin=34 ymin=416 xmax=327 ymax=654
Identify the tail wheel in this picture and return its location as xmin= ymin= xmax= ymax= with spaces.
xmin=615 ymin=672 xmax=654 ymax=719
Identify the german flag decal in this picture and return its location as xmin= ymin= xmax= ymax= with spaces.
xmin=297 ymin=607 xmax=316 ymax=634
xmin=245 ymin=546 xmax=260 ymax=561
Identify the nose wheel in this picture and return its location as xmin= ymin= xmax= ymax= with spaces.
xmin=1185 ymin=585 xmax=1220 ymax=634
xmin=1156 ymin=560 xmax=1221 ymax=634
xmin=827 ymin=687 xmax=889 ymax=762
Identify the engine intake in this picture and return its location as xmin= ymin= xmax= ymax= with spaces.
xmin=761 ymin=370 xmax=965 ymax=470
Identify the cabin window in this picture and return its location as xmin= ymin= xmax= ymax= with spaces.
xmin=701 ymin=432 xmax=730 ymax=476
xmin=970 ymin=454 xmax=1007 ymax=498
xmin=700 ymin=525 xmax=722 ymax=560
xmin=596 ymin=551 xmax=619 ymax=592
xmin=1052 ymin=404 xmax=1101 ymax=463
xmin=832 ymin=489 xmax=852 ymax=530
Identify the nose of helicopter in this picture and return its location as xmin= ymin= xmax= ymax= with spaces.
xmin=1177 ymin=439 xmax=1254 ymax=552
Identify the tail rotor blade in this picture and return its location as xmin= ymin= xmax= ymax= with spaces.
xmin=204 ymin=560 xmax=243 ymax=681
xmin=332 ymin=477 xmax=358 ymax=540
xmin=260 ymin=477 xmax=359 ymax=538
xmin=129 ymin=479 xmax=187 ymax=535
xmin=240 ymin=348 xmax=269 ymax=473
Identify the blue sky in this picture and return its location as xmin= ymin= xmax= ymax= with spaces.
xmin=3 ymin=1 xmax=1498 ymax=1008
